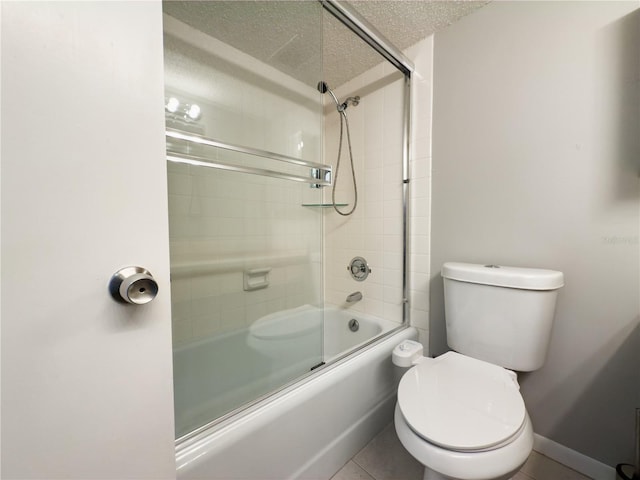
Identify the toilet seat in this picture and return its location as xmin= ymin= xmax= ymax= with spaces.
xmin=397 ymin=351 xmax=526 ymax=452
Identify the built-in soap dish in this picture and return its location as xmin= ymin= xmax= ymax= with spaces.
xmin=243 ymin=267 xmax=271 ymax=291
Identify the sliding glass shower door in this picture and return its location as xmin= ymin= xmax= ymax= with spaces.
xmin=164 ymin=0 xmax=413 ymax=441
xmin=163 ymin=1 xmax=325 ymax=439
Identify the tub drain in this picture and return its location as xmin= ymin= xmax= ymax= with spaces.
xmin=348 ymin=319 xmax=359 ymax=332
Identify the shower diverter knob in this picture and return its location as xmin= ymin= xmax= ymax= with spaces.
xmin=109 ymin=266 xmax=158 ymax=305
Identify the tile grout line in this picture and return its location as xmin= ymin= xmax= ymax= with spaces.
xmin=351 ymin=456 xmax=378 ymax=480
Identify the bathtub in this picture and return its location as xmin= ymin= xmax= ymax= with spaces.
xmin=247 ymin=305 xmax=399 ymax=362
xmin=175 ymin=305 xmax=417 ymax=480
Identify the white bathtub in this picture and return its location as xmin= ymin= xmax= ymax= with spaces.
xmin=247 ymin=305 xmax=399 ymax=362
xmin=175 ymin=306 xmax=417 ymax=480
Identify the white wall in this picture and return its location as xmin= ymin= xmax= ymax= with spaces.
xmin=430 ymin=1 xmax=640 ymax=467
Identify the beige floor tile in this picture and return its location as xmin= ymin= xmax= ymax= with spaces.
xmin=342 ymin=423 xmax=592 ymax=480
xmin=511 ymin=470 xmax=535 ymax=480
xmin=520 ymin=451 xmax=592 ymax=480
xmin=330 ymin=461 xmax=376 ymax=480
xmin=353 ymin=423 xmax=424 ymax=480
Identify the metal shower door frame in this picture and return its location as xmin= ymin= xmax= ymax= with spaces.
xmin=321 ymin=0 xmax=414 ymax=326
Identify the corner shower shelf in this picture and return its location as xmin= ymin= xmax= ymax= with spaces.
xmin=166 ymin=129 xmax=333 ymax=187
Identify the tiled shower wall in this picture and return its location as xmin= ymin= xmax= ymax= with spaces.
xmin=323 ymin=37 xmax=433 ymax=348
xmin=164 ymin=16 xmax=324 ymax=346
xmin=322 ymin=65 xmax=406 ymax=323
xmin=406 ymin=37 xmax=433 ymax=349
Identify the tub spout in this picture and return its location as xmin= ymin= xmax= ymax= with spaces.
xmin=346 ymin=291 xmax=363 ymax=303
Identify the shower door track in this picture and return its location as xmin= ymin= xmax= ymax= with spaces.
xmin=321 ymin=0 xmax=414 ymax=75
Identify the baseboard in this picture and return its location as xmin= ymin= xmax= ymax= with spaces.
xmin=533 ymin=434 xmax=616 ymax=480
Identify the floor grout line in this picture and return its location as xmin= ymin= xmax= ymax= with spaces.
xmin=351 ymin=457 xmax=376 ymax=480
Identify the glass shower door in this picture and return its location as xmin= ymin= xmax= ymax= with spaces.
xmin=162 ymin=1 xmax=325 ymax=439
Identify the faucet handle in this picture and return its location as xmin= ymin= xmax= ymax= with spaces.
xmin=346 ymin=291 xmax=363 ymax=303
xmin=347 ymin=257 xmax=370 ymax=281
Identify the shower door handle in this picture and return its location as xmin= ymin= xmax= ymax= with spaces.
xmin=109 ymin=266 xmax=158 ymax=305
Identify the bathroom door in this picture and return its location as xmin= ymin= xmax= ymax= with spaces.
xmin=1 ymin=2 xmax=176 ymax=478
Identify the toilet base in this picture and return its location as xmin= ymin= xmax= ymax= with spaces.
xmin=423 ymin=467 xmax=449 ymax=480
xmin=423 ymin=467 xmax=516 ymax=480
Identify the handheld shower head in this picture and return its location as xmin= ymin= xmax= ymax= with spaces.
xmin=317 ymin=81 xmax=360 ymax=216
xmin=317 ymin=80 xmax=343 ymax=111
xmin=317 ymin=81 xmax=329 ymax=94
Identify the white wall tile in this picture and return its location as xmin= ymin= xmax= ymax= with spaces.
xmin=323 ymin=39 xmax=434 ymax=333
xmin=165 ymin=34 xmax=323 ymax=344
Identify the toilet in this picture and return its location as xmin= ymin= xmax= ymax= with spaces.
xmin=393 ymin=262 xmax=564 ymax=480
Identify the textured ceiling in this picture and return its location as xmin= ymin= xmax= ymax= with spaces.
xmin=349 ymin=1 xmax=490 ymax=52
xmin=163 ymin=1 xmax=323 ymax=86
xmin=325 ymin=1 xmax=489 ymax=86
xmin=163 ymin=1 xmax=488 ymax=88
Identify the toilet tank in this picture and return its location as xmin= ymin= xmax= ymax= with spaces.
xmin=442 ymin=262 xmax=564 ymax=372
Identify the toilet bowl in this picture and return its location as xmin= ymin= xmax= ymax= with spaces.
xmin=394 ymin=351 xmax=533 ymax=480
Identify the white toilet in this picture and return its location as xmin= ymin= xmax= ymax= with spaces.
xmin=393 ymin=262 xmax=564 ymax=480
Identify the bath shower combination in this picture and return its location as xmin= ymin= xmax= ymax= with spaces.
xmin=165 ymin=1 xmax=413 ymax=477
xmin=317 ymin=81 xmax=360 ymax=216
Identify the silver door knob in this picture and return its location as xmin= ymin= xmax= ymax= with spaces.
xmin=109 ymin=266 xmax=158 ymax=305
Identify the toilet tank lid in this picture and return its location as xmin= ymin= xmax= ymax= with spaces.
xmin=441 ymin=262 xmax=564 ymax=290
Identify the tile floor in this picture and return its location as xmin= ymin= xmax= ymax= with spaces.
xmin=331 ymin=423 xmax=593 ymax=480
